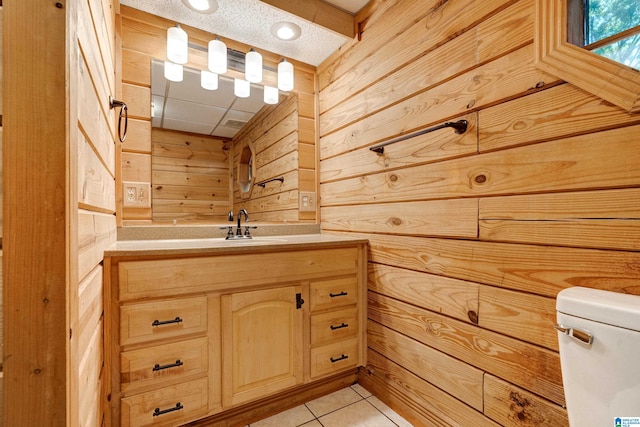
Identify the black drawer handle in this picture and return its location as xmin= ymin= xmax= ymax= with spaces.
xmin=330 ymin=354 xmax=349 ymax=363
xmin=153 ymin=359 xmax=183 ymax=372
xmin=152 ymin=317 xmax=183 ymax=327
xmin=153 ymin=402 xmax=183 ymax=417
xmin=329 ymin=291 xmax=348 ymax=298
xmin=330 ymin=322 xmax=349 ymax=330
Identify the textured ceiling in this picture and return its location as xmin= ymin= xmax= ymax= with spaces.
xmin=120 ymin=0 xmax=369 ymax=66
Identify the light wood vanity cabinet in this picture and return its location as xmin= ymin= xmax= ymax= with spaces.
xmin=104 ymin=239 xmax=366 ymax=427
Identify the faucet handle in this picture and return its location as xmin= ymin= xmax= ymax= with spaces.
xmin=220 ymin=226 xmax=234 ymax=239
xmin=227 ymin=210 xmax=234 ymax=221
xmin=244 ymin=226 xmax=258 ymax=237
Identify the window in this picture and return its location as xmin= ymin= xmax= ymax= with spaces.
xmin=568 ymin=0 xmax=640 ymax=70
xmin=536 ymin=0 xmax=640 ymax=112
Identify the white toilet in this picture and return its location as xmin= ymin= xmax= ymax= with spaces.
xmin=555 ymin=287 xmax=640 ymax=427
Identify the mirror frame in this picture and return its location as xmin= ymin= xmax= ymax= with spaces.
xmin=237 ymin=140 xmax=256 ymax=199
xmin=535 ymin=0 xmax=640 ymax=113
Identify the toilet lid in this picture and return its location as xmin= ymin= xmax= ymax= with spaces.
xmin=556 ymin=287 xmax=640 ymax=332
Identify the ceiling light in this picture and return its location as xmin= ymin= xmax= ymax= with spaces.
xmin=208 ymin=37 xmax=227 ymax=74
xmin=182 ymin=0 xmax=218 ymax=14
xmin=277 ymin=58 xmax=294 ymax=92
xmin=234 ymin=79 xmax=250 ymax=98
xmin=201 ymin=70 xmax=218 ymax=90
xmin=264 ymin=86 xmax=279 ymax=104
xmin=167 ymin=25 xmax=188 ymax=64
xmin=164 ymin=61 xmax=183 ymax=82
xmin=271 ymin=21 xmax=301 ymax=41
xmin=245 ymin=48 xmax=263 ymax=83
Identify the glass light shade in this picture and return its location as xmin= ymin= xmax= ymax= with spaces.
xmin=164 ymin=61 xmax=183 ymax=82
xmin=264 ymin=86 xmax=279 ymax=104
xmin=167 ymin=25 xmax=188 ymax=64
xmin=245 ymin=49 xmax=263 ymax=83
xmin=234 ymin=78 xmax=250 ymax=98
xmin=182 ymin=0 xmax=218 ymax=13
xmin=208 ymin=38 xmax=227 ymax=74
xmin=277 ymin=59 xmax=294 ymax=92
xmin=271 ymin=22 xmax=301 ymax=41
xmin=201 ymin=70 xmax=218 ymax=90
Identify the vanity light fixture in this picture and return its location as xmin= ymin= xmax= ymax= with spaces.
xmin=164 ymin=61 xmax=184 ymax=82
xmin=245 ymin=48 xmax=263 ymax=83
xmin=264 ymin=85 xmax=279 ymax=104
xmin=271 ymin=21 xmax=301 ymax=41
xmin=167 ymin=25 xmax=188 ymax=64
xmin=277 ymin=58 xmax=294 ymax=91
xmin=182 ymin=0 xmax=218 ymax=14
xmin=208 ymin=37 xmax=228 ymax=74
xmin=201 ymin=70 xmax=218 ymax=90
xmin=234 ymin=78 xmax=251 ymax=98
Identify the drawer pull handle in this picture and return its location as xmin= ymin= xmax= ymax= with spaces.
xmin=329 ymin=291 xmax=348 ymax=298
xmin=152 ymin=317 xmax=183 ymax=327
xmin=153 ymin=402 xmax=183 ymax=417
xmin=330 ymin=322 xmax=349 ymax=330
xmin=330 ymin=354 xmax=349 ymax=363
xmin=153 ymin=359 xmax=183 ymax=372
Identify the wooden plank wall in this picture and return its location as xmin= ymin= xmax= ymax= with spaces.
xmin=317 ymin=0 xmax=640 ymax=425
xmin=151 ymin=128 xmax=231 ymax=222
xmin=232 ymin=93 xmax=317 ymax=222
xmin=4 ymin=0 xmax=116 ymax=425
xmin=119 ymin=6 xmax=317 ymax=224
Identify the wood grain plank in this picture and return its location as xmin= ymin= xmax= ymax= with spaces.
xmin=122 ymin=82 xmax=150 ymax=119
xmin=368 ymin=292 xmax=565 ymax=405
xmin=153 ymin=184 xmax=229 ymax=201
xmin=78 ymin=132 xmax=116 ymax=212
xmin=484 ymin=374 xmax=569 ymax=427
xmin=478 ymin=286 xmax=558 ymax=351
xmin=329 ymin=231 xmax=640 ymax=297
xmin=78 ymin=210 xmax=117 ymax=281
xmin=121 ymin=152 xmax=151 ymax=182
xmin=320 ymin=44 xmax=556 ymax=160
xmin=368 ymin=321 xmax=484 ymax=410
xmin=368 ymin=263 xmax=479 ymax=324
xmin=123 ymin=119 xmax=151 ymax=154
xmin=360 ymin=350 xmax=501 ymax=427
xmin=320 ymin=113 xmax=477 ymax=183
xmin=479 ymin=83 xmax=640 ymax=152
xmin=322 ymin=199 xmax=478 ymax=238
xmin=479 ymin=188 xmax=640 ymax=250
xmin=321 ymin=125 xmax=640 ymax=206
xmin=153 ymin=170 xmax=229 ymax=189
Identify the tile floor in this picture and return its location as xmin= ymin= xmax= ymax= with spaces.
xmin=247 ymin=384 xmax=415 ymax=427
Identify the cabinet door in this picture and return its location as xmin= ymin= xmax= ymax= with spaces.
xmin=222 ymin=286 xmax=303 ymax=407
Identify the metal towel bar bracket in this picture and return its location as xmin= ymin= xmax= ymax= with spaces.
xmin=369 ymin=119 xmax=468 ymax=155
xmin=109 ymin=96 xmax=128 ymax=143
xmin=256 ymin=177 xmax=284 ymax=188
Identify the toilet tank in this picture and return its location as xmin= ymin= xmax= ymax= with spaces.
xmin=556 ymin=287 xmax=640 ymax=427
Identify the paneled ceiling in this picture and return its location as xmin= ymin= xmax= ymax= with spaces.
xmin=122 ymin=0 xmax=370 ymax=138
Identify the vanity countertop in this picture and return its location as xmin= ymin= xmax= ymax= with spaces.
xmin=104 ymin=233 xmax=367 ymax=257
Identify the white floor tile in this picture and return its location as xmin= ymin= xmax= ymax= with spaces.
xmin=319 ymin=399 xmax=397 ymax=427
xmin=305 ymin=387 xmax=363 ymax=417
xmin=250 ymin=404 xmax=315 ymax=427
xmin=300 ymin=420 xmax=323 ymax=427
xmin=368 ymin=395 xmax=414 ymax=427
xmin=350 ymin=383 xmax=373 ymax=398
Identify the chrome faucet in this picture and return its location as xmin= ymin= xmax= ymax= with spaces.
xmin=221 ymin=209 xmax=256 ymax=239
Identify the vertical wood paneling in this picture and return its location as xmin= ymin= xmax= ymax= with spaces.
xmin=318 ymin=0 xmax=640 ymax=424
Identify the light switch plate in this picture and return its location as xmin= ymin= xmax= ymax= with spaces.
xmin=123 ymin=181 xmax=151 ymax=208
xmin=299 ymin=191 xmax=316 ymax=212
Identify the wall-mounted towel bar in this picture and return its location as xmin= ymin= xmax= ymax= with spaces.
xmin=256 ymin=177 xmax=284 ymax=188
xmin=369 ymin=119 xmax=468 ymax=155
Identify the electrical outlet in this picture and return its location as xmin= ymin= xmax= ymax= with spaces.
xmin=123 ymin=181 xmax=151 ymax=208
xmin=299 ymin=191 xmax=316 ymax=212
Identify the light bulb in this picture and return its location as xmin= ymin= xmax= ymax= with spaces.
xmin=277 ymin=58 xmax=294 ymax=92
xmin=264 ymin=86 xmax=279 ymax=104
xmin=164 ymin=61 xmax=183 ymax=82
xmin=245 ymin=49 xmax=263 ymax=83
xmin=167 ymin=25 xmax=188 ymax=64
xmin=234 ymin=79 xmax=250 ymax=98
xmin=201 ymin=71 xmax=218 ymax=90
xmin=208 ymin=38 xmax=227 ymax=74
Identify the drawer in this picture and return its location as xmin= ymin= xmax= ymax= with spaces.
xmin=310 ymin=276 xmax=358 ymax=312
xmin=121 ymin=297 xmax=207 ymax=346
xmin=311 ymin=307 xmax=358 ymax=347
xmin=121 ymin=337 xmax=208 ymax=393
xmin=310 ymin=337 xmax=358 ymax=379
xmin=121 ymin=377 xmax=208 ymax=427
